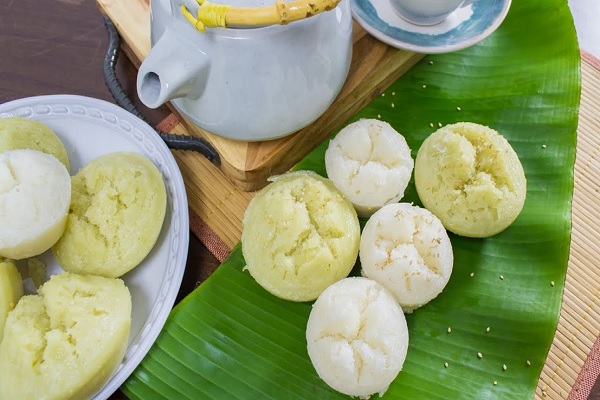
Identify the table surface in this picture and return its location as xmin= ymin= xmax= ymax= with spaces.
xmin=568 ymin=0 xmax=600 ymax=59
xmin=0 ymin=1 xmax=597 ymax=399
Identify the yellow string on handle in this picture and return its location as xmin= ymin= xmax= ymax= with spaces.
xmin=198 ymin=2 xmax=230 ymax=28
xmin=181 ymin=4 xmax=206 ymax=32
xmin=181 ymin=1 xmax=230 ymax=31
xmin=181 ymin=0 xmax=341 ymax=32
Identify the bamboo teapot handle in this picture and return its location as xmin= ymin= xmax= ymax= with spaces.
xmin=181 ymin=0 xmax=342 ymax=32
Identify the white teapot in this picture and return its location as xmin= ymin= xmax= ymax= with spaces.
xmin=137 ymin=0 xmax=353 ymax=141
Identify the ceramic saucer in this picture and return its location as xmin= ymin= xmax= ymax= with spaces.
xmin=351 ymin=0 xmax=512 ymax=53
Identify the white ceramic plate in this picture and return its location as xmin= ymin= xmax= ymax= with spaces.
xmin=351 ymin=0 xmax=512 ymax=53
xmin=0 ymin=94 xmax=189 ymax=399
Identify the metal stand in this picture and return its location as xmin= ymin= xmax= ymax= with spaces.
xmin=102 ymin=15 xmax=220 ymax=165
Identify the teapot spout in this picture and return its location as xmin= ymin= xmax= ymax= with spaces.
xmin=137 ymin=26 xmax=209 ymax=109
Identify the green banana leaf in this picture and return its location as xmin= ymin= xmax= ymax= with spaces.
xmin=122 ymin=0 xmax=581 ymax=398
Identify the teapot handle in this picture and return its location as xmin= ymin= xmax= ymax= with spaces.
xmin=181 ymin=0 xmax=343 ymax=32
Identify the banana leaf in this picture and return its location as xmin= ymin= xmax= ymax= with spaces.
xmin=122 ymin=0 xmax=581 ymax=398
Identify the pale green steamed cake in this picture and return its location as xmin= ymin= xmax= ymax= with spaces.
xmin=0 ymin=258 xmax=24 ymax=345
xmin=53 ymin=152 xmax=167 ymax=278
xmin=0 ymin=272 xmax=131 ymax=400
xmin=0 ymin=117 xmax=70 ymax=170
xmin=242 ymin=171 xmax=361 ymax=302
xmin=414 ymin=122 xmax=527 ymax=238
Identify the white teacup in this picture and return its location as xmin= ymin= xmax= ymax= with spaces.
xmin=391 ymin=0 xmax=473 ymax=25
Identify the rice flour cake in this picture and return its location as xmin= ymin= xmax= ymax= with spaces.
xmin=0 ymin=117 xmax=70 ymax=170
xmin=414 ymin=122 xmax=527 ymax=238
xmin=0 ymin=258 xmax=24 ymax=344
xmin=360 ymin=203 xmax=453 ymax=312
xmin=0 ymin=272 xmax=131 ymax=400
xmin=306 ymin=277 xmax=409 ymax=398
xmin=0 ymin=149 xmax=71 ymax=260
xmin=53 ymin=152 xmax=167 ymax=278
xmin=242 ymin=171 xmax=360 ymax=302
xmin=325 ymin=118 xmax=414 ymax=218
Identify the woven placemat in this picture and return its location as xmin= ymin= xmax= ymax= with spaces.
xmin=162 ymin=52 xmax=600 ymax=399
xmin=549 ymin=51 xmax=600 ymax=400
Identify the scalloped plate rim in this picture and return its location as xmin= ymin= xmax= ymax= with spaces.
xmin=0 ymin=94 xmax=189 ymax=400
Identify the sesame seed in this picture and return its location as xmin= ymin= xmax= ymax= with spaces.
xmin=447 ymin=327 xmax=452 ymax=333
xmin=486 ymin=327 xmax=490 ymax=333
xmin=444 ymin=362 xmax=449 ymax=368
xmin=438 ymin=122 xmax=442 ymax=127
xmin=391 ymin=103 xmax=395 ymax=108
xmin=392 ymin=92 xmax=396 ymax=96
xmin=502 ymin=364 xmax=507 ymax=371
xmin=493 ymin=381 xmax=498 ymax=386
xmin=456 ymin=106 xmax=461 ymax=111
xmin=381 ymin=93 xmax=386 ymax=97
xmin=377 ymin=114 xmax=381 ymax=119
xmin=542 ymin=391 xmax=547 ymax=397
xmin=470 ymin=272 xmax=475 ymax=277
xmin=477 ymin=352 xmax=483 ymax=359
xmin=422 ymin=84 xmax=427 ymax=89
xmin=542 ymin=144 xmax=547 ymax=149
xmin=429 ymin=60 xmax=434 ymax=65
xmin=527 ymin=360 xmax=531 ymax=366
xmin=430 ymin=122 xmax=434 ymax=128
xmin=499 ymin=275 xmax=504 ymax=280
xmin=551 ymin=281 xmax=555 ymax=287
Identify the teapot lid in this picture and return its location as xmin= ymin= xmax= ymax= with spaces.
xmin=180 ymin=0 xmax=342 ymax=32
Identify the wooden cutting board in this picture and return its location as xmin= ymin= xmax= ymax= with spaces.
xmin=96 ymin=0 xmax=423 ymax=191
